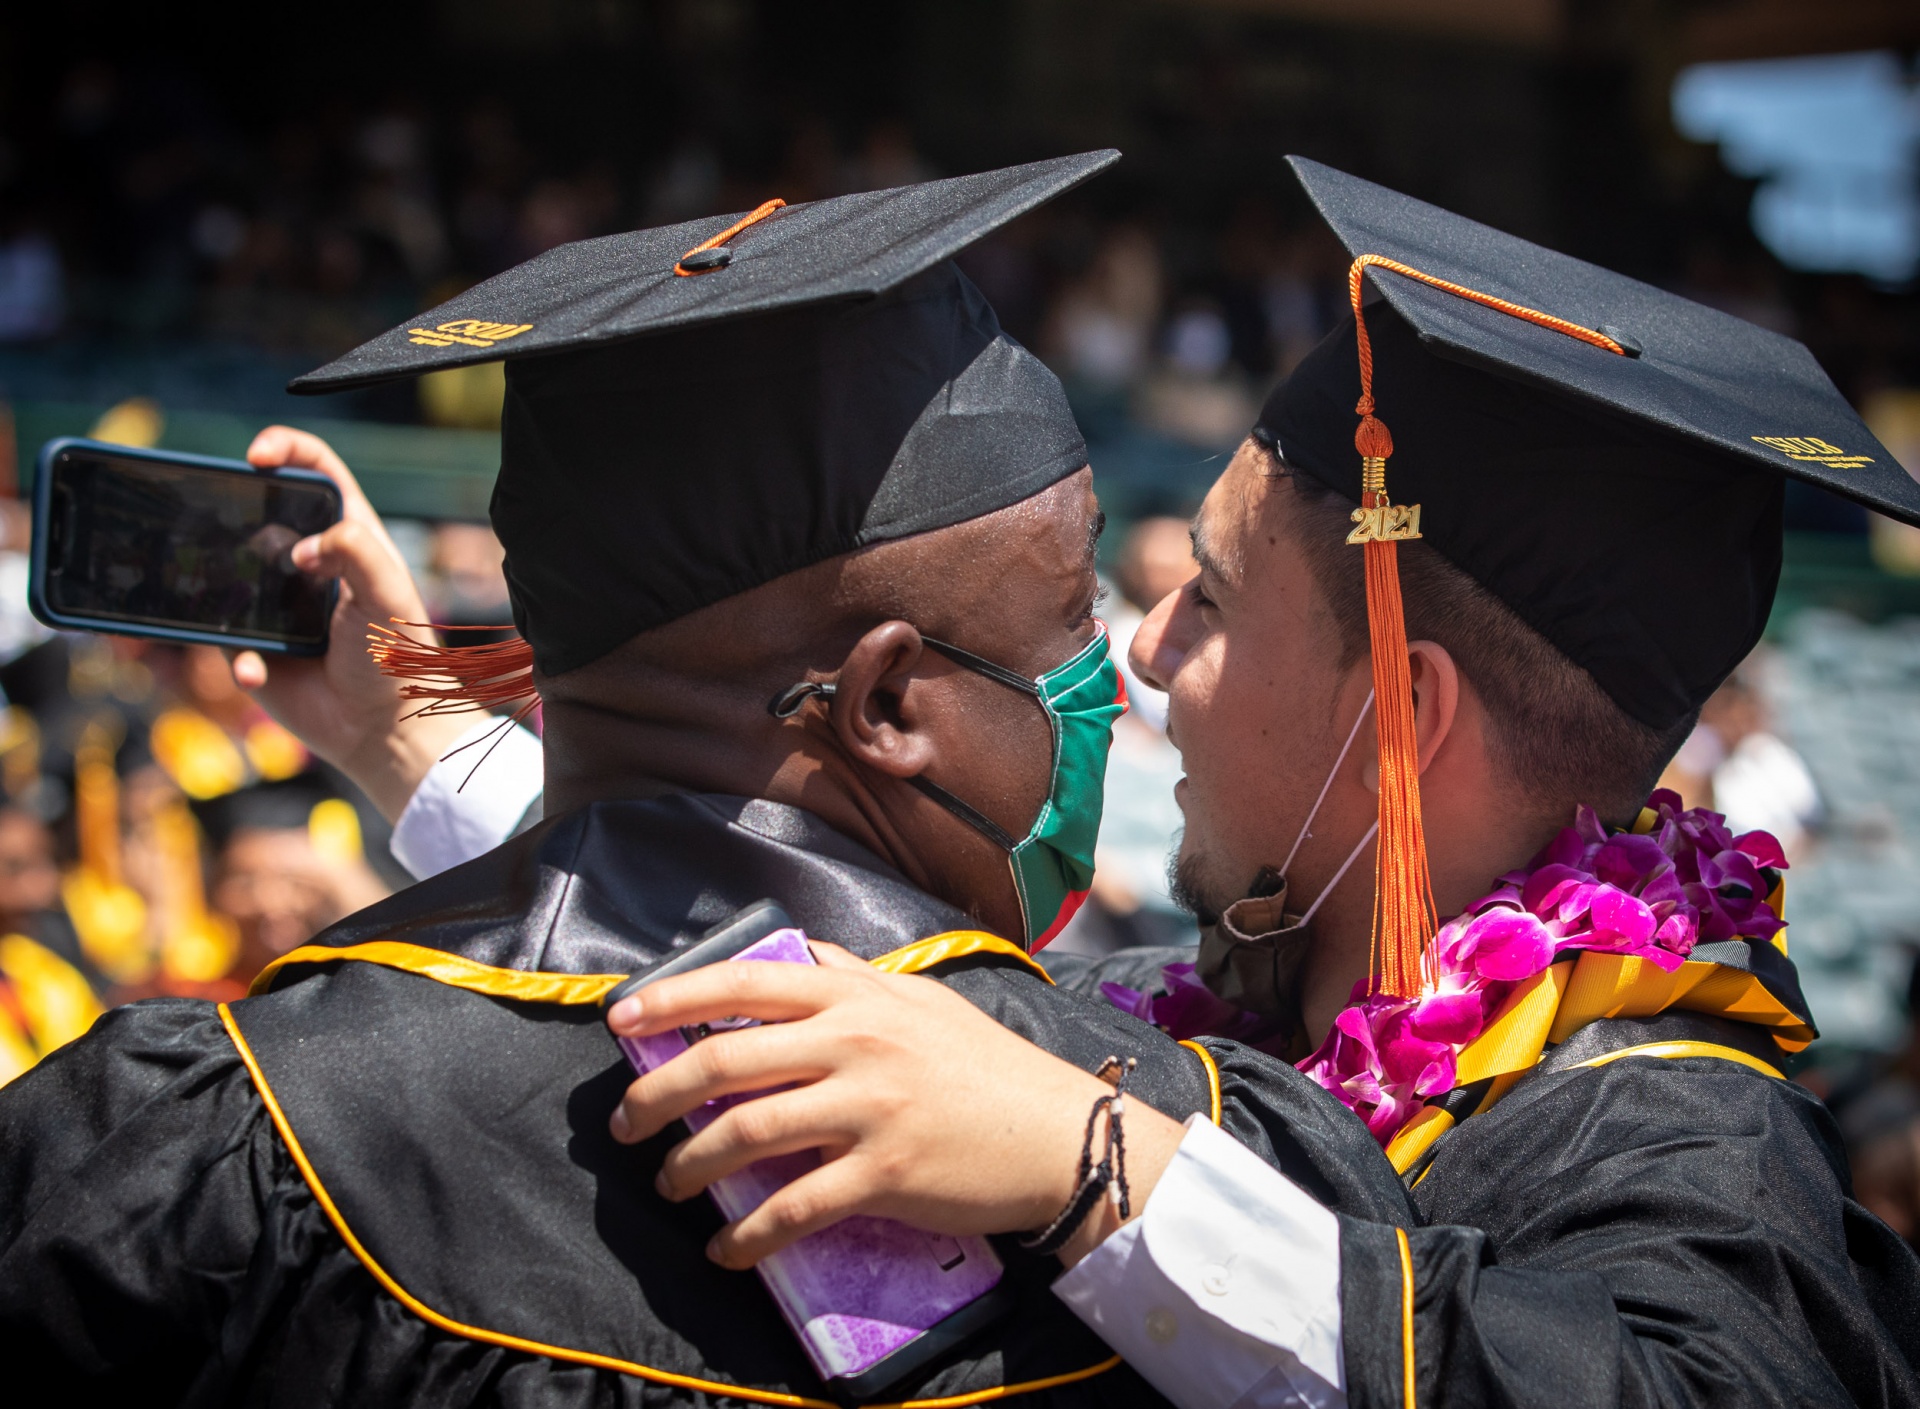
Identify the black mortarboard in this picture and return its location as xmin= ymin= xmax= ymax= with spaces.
xmin=1255 ymin=160 xmax=1920 ymax=997
xmin=1259 ymin=156 xmax=1919 ymax=733
xmin=292 ymin=154 xmax=1116 ymax=676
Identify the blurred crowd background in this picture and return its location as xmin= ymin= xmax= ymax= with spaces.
xmin=1 ymin=0 xmax=1919 ymax=1238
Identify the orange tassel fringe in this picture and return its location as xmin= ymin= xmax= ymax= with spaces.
xmin=367 ymin=620 xmax=537 ymax=715
xmin=367 ymin=621 xmax=539 ymax=788
xmin=1344 ymin=255 xmax=1630 ymax=997
xmin=1361 ymin=529 xmax=1436 ymax=998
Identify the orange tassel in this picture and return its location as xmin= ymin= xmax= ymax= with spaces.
xmin=1340 ymin=254 xmax=1630 ymax=997
xmin=1347 ymin=260 xmax=1436 ymax=998
xmin=367 ymin=620 xmax=538 ymax=718
xmin=1361 ymin=532 xmax=1436 ymax=997
xmin=1355 ymin=413 xmax=1393 ymax=461
xmin=367 ymin=621 xmax=540 ymax=790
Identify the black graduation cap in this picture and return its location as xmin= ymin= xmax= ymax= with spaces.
xmin=292 ymin=153 xmax=1117 ymax=676
xmin=1258 ymin=156 xmax=1917 ymax=732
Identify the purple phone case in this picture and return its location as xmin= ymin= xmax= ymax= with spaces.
xmin=616 ymin=928 xmax=1005 ymax=1382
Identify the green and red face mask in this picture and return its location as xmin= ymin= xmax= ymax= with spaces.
xmin=905 ymin=625 xmax=1127 ymax=951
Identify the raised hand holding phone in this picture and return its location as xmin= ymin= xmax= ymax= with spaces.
xmin=223 ymin=427 xmax=476 ymax=821
xmin=29 ymin=427 xmax=478 ymax=823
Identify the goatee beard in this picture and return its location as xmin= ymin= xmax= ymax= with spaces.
xmin=1167 ymin=842 xmax=1223 ymax=929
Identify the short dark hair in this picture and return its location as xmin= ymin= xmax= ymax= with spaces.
xmin=1266 ymin=448 xmax=1696 ymax=828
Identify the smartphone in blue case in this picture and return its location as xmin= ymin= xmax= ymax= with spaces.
xmin=30 ymin=437 xmax=342 ymax=655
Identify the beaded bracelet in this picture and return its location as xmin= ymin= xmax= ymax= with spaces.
xmin=1019 ymin=1056 xmax=1137 ymax=1257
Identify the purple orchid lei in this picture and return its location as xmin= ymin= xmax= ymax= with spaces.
xmin=1102 ymin=790 xmax=1788 ymax=1148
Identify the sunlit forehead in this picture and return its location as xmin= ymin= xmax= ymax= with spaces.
xmin=1189 ymin=464 xmax=1261 ymax=589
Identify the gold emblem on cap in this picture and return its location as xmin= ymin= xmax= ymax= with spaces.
xmin=1752 ymin=436 xmax=1874 ymax=470
xmin=407 ymin=319 xmax=534 ymax=349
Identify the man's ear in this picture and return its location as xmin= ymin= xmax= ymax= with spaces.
xmin=827 ymin=620 xmax=940 ymax=780
xmin=1406 ymin=639 xmax=1460 ymax=775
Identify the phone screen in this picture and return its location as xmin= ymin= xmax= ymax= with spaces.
xmin=40 ymin=446 xmax=340 ymax=648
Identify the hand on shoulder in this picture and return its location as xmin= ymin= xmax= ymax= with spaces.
xmin=606 ymin=942 xmax=1186 ymax=1269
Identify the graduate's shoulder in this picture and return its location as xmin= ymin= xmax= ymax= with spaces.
xmin=246 ymin=922 xmax=1223 ymax=1138
xmin=1 ymin=994 xmax=244 ymax=1131
xmin=1419 ymin=1012 xmax=1847 ymax=1229
xmin=1413 ymin=1014 xmax=1920 ymax=1397
xmin=0 ymin=997 xmax=268 ymax=1248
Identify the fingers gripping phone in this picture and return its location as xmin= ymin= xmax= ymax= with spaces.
xmin=29 ymin=438 xmax=343 ymax=655
xmin=604 ymin=902 xmax=1011 ymax=1400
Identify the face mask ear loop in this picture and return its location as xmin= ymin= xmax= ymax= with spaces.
xmin=1299 ymin=819 xmax=1380 ymax=926
xmin=1279 ymin=689 xmax=1376 ymax=879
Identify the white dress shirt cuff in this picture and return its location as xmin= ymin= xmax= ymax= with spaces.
xmin=1053 ymin=1115 xmax=1345 ymax=1409
xmin=389 ymin=718 xmax=544 ymax=880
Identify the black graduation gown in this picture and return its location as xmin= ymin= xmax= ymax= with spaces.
xmin=0 ymin=793 xmax=1412 ymax=1409
xmin=1048 ymin=949 xmax=1920 ymax=1408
